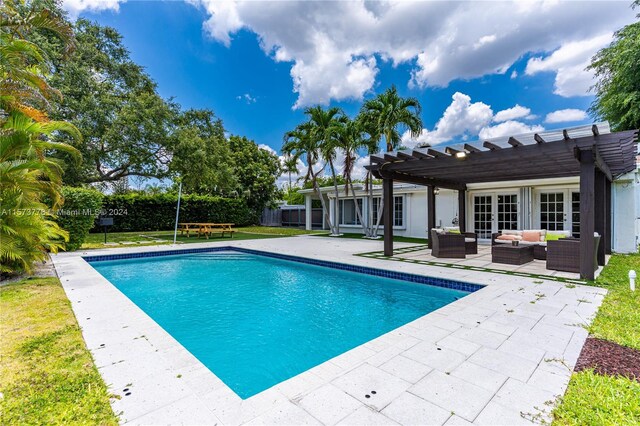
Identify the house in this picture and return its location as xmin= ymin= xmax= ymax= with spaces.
xmin=298 ymin=124 xmax=639 ymax=271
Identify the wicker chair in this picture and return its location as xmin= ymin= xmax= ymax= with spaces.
xmin=430 ymin=230 xmax=466 ymax=258
xmin=546 ymin=236 xmax=600 ymax=273
xmin=463 ymin=232 xmax=478 ymax=255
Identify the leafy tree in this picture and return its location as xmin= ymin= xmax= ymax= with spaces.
xmin=228 ymin=135 xmax=280 ymax=215
xmin=588 ymin=3 xmax=640 ymax=131
xmin=170 ymin=109 xmax=237 ymax=195
xmin=359 ymin=85 xmax=422 ymax=152
xmin=47 ymin=19 xmax=178 ymax=184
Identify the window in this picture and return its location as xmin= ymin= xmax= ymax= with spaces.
xmin=540 ymin=192 xmax=564 ymax=231
xmin=339 ymin=199 xmax=363 ymax=225
xmin=497 ymin=194 xmax=518 ymax=230
xmin=371 ymin=196 xmax=403 ymax=227
xmin=571 ymin=192 xmax=580 ymax=237
xmin=393 ymin=196 xmax=403 ymax=227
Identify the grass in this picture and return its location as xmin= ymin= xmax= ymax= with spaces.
xmin=81 ymin=226 xmax=320 ymax=250
xmin=552 ymin=253 xmax=640 ymax=425
xmin=313 ymin=232 xmax=429 ymax=245
xmin=0 ymin=277 xmax=117 ymax=424
xmin=553 ymin=370 xmax=640 ymax=425
xmin=587 ymin=254 xmax=640 ymax=350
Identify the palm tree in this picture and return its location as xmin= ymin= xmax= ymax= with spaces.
xmin=359 ymin=85 xmax=423 ymax=152
xmin=332 ymin=117 xmax=377 ymax=236
xmin=1 ymin=0 xmax=76 ymax=121
xmin=0 ymin=112 xmax=80 ymax=273
xmin=359 ymin=86 xmax=423 ymax=235
xmin=282 ymin=154 xmax=298 ymax=193
xmin=306 ymin=105 xmax=344 ymax=235
xmin=282 ymin=122 xmax=332 ymax=232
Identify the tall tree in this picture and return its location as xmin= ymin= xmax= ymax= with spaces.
xmin=48 ymin=19 xmax=178 ymax=184
xmin=359 ymin=86 xmax=423 ymax=235
xmin=282 ymin=122 xmax=333 ymax=231
xmin=588 ymin=2 xmax=640 ymax=131
xmin=282 ymin=153 xmax=299 ymax=192
xmin=332 ymin=117 xmax=377 ymax=236
xmin=306 ymin=105 xmax=344 ymax=235
xmin=359 ymin=85 xmax=423 ymax=152
xmin=169 ymin=109 xmax=237 ymax=195
xmin=228 ymin=135 xmax=281 ymax=215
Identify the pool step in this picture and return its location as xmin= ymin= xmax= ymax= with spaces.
xmin=188 ymin=253 xmax=253 ymax=261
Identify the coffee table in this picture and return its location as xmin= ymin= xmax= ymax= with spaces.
xmin=492 ymin=244 xmax=534 ymax=265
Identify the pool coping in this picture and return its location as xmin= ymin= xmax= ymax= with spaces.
xmin=51 ymin=236 xmax=607 ymax=425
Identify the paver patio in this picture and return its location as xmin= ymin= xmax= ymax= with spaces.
xmin=51 ymin=236 xmax=606 ymax=425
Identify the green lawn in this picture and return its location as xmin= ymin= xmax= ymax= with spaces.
xmin=313 ymin=232 xmax=429 ymax=245
xmin=553 ymin=253 xmax=640 ymax=425
xmin=81 ymin=226 xmax=320 ymax=250
xmin=0 ymin=277 xmax=117 ymax=424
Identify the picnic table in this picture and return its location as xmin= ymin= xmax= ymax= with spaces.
xmin=178 ymin=223 xmax=236 ymax=239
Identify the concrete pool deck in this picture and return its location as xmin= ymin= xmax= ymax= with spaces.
xmin=51 ymin=236 xmax=606 ymax=425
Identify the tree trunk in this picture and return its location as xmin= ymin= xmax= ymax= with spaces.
xmin=311 ymin=169 xmax=334 ymax=233
xmin=328 ymin=159 xmax=341 ymax=235
xmin=348 ymin=178 xmax=370 ymax=237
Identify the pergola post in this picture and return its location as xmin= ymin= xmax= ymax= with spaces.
xmin=458 ymin=189 xmax=466 ymax=233
xmin=427 ymin=185 xmax=436 ymax=248
xmin=605 ymin=178 xmax=612 ymax=255
xmin=383 ymin=178 xmax=394 ymax=256
xmin=594 ymin=170 xmax=606 ymax=266
xmin=579 ymin=149 xmax=596 ymax=280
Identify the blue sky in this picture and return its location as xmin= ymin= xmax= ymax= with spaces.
xmin=73 ymin=0 xmax=636 ymax=179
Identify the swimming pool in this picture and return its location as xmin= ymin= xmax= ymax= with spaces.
xmin=89 ymin=248 xmax=474 ymax=399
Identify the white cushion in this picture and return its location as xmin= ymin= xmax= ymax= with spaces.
xmin=465 ymin=237 xmax=476 ymax=243
xmin=502 ymin=230 xmax=523 ymax=236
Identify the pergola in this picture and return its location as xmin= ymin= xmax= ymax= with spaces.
xmin=368 ymin=125 xmax=638 ymax=279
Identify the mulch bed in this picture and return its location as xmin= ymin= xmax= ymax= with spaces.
xmin=575 ymin=337 xmax=640 ymax=381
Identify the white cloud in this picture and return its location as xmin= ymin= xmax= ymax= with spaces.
xmin=479 ymin=121 xmax=545 ymax=140
xmin=258 ymin=144 xmax=277 ymax=155
xmin=525 ymin=33 xmax=613 ymax=97
xmin=510 ymin=70 xmax=518 ymax=79
xmin=402 ymin=92 xmax=545 ymax=146
xmin=544 ymin=109 xmax=588 ymax=123
xmin=237 ymin=93 xmax=257 ymax=104
xmin=493 ymin=104 xmax=532 ymax=122
xmin=191 ymin=1 xmax=634 ymax=107
xmin=402 ymin=92 xmax=493 ymax=147
xmin=62 ymin=0 xmax=124 ymax=18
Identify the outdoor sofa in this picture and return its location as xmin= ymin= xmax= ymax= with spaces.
xmin=491 ymin=229 xmax=571 ymax=260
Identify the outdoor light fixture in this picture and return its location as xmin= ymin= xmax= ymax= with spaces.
xmin=433 ymin=187 xmax=440 ymax=195
xmin=630 ymin=270 xmax=636 ymax=291
xmin=455 ymin=151 xmax=467 ymax=159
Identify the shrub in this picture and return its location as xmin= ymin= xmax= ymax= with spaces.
xmin=94 ymin=193 xmax=257 ymax=232
xmin=56 ymin=187 xmax=104 ymax=251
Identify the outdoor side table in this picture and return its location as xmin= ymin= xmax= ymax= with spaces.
xmin=492 ymin=244 xmax=535 ymax=265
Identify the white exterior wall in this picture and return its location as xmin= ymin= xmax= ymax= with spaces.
xmin=434 ymin=189 xmax=458 ymax=229
xmin=613 ymin=171 xmax=639 ymax=253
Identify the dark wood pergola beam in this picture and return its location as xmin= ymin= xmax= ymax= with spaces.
xmin=375 ymin=170 xmax=467 ymax=191
xmin=508 ymin=137 xmax=523 ymax=147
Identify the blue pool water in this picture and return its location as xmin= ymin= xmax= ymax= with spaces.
xmin=90 ymin=250 xmax=468 ymax=398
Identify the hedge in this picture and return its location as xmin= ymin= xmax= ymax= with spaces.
xmin=93 ymin=193 xmax=257 ymax=232
xmin=56 ymin=187 xmax=104 ymax=251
